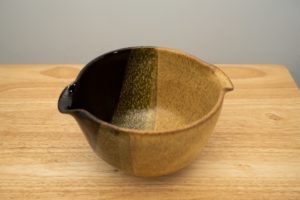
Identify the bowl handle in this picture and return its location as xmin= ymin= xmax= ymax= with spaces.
xmin=214 ymin=68 xmax=234 ymax=92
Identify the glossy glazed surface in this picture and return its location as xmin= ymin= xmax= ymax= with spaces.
xmin=58 ymin=47 xmax=233 ymax=176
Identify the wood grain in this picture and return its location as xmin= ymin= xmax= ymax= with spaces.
xmin=0 ymin=64 xmax=299 ymax=200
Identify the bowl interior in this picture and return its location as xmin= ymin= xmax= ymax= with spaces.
xmin=72 ymin=47 xmax=223 ymax=131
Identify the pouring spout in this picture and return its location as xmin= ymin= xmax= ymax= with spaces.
xmin=214 ymin=67 xmax=234 ymax=92
xmin=58 ymin=83 xmax=76 ymax=113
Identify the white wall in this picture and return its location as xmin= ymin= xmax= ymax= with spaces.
xmin=0 ymin=0 xmax=299 ymax=86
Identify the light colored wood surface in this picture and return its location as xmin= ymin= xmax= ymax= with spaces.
xmin=0 ymin=64 xmax=299 ymax=200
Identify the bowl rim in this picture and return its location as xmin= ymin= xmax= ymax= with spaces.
xmin=60 ymin=46 xmax=234 ymax=135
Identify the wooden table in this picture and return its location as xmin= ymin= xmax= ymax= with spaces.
xmin=0 ymin=64 xmax=299 ymax=200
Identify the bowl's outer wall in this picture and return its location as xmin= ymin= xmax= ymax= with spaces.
xmin=73 ymin=104 xmax=222 ymax=176
xmin=62 ymin=47 xmax=231 ymax=176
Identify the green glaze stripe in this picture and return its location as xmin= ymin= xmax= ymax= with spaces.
xmin=112 ymin=48 xmax=158 ymax=130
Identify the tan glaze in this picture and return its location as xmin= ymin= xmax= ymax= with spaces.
xmin=58 ymin=47 xmax=234 ymax=176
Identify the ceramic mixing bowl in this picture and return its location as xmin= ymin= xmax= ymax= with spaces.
xmin=58 ymin=47 xmax=233 ymax=176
